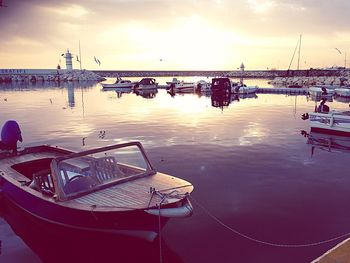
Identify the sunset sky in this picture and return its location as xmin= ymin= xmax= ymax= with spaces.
xmin=0 ymin=0 xmax=349 ymax=70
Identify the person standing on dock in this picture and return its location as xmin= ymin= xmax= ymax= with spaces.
xmin=0 ymin=120 xmax=23 ymax=153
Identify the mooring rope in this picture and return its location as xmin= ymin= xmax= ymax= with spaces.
xmin=190 ymin=195 xmax=350 ymax=248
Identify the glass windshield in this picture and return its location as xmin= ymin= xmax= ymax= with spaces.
xmin=52 ymin=143 xmax=154 ymax=200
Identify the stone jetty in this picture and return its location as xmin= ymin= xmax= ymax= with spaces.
xmin=93 ymin=68 xmax=350 ymax=80
xmin=0 ymin=69 xmax=105 ymax=83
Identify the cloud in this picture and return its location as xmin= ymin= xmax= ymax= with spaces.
xmin=0 ymin=0 xmax=349 ymax=69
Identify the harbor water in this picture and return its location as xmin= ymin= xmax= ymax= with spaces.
xmin=1 ymin=77 xmax=350 ymax=263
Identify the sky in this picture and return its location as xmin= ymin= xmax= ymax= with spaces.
xmin=0 ymin=0 xmax=349 ymax=70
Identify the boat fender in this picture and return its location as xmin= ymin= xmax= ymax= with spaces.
xmin=301 ymin=113 xmax=309 ymax=120
xmin=330 ymin=116 xmax=334 ymax=127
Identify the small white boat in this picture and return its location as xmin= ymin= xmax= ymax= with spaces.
xmin=231 ymin=83 xmax=258 ymax=94
xmin=306 ymin=110 xmax=350 ymax=135
xmin=335 ymin=88 xmax=350 ymax=97
xmin=308 ymin=86 xmax=335 ymax=97
xmin=134 ymin=78 xmax=158 ymax=91
xmin=195 ymin=80 xmax=211 ymax=93
xmin=101 ymin=78 xmax=136 ymax=90
xmin=167 ymin=78 xmax=195 ymax=93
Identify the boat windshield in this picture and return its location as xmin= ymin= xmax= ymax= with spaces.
xmin=51 ymin=142 xmax=155 ymax=201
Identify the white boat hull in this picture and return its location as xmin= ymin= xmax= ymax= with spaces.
xmin=231 ymin=86 xmax=258 ymax=94
xmin=309 ymin=111 xmax=350 ymax=135
xmin=308 ymin=87 xmax=335 ymax=97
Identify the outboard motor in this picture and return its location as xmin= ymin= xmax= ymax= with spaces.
xmin=0 ymin=120 xmax=22 ymax=152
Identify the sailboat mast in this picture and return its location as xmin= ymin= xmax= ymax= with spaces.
xmin=79 ymin=40 xmax=82 ymax=70
xmin=297 ymin=34 xmax=302 ymax=70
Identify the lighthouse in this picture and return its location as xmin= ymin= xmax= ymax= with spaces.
xmin=63 ymin=49 xmax=73 ymax=71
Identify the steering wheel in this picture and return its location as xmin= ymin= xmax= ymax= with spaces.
xmin=68 ymin=175 xmax=84 ymax=182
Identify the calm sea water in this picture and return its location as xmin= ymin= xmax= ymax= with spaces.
xmin=1 ymin=77 xmax=350 ymax=263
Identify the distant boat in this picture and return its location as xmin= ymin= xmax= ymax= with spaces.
xmin=134 ymin=78 xmax=158 ymax=91
xmin=167 ymin=78 xmax=195 ymax=93
xmin=308 ymin=86 xmax=335 ymax=97
xmin=195 ymin=80 xmax=211 ymax=93
xmin=335 ymin=88 xmax=350 ymax=98
xmin=305 ymin=110 xmax=350 ymax=135
xmin=231 ymin=82 xmax=258 ymax=94
xmin=0 ymin=142 xmax=193 ymax=242
xmin=210 ymin=77 xmax=231 ymax=94
xmin=101 ymin=78 xmax=136 ymax=90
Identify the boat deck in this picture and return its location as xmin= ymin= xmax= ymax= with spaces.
xmin=0 ymin=146 xmax=193 ymax=211
xmin=72 ymin=172 xmax=193 ymax=211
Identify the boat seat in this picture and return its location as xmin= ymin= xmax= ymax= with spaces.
xmin=30 ymin=169 xmax=55 ymax=196
xmin=90 ymin=156 xmax=125 ymax=183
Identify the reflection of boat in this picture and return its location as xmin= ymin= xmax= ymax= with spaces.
xmin=0 ymin=142 xmax=193 ymax=242
xmin=306 ymin=131 xmax=350 ymax=154
xmin=211 ymin=92 xmax=231 ymax=109
xmin=334 ymin=95 xmax=350 ymax=103
xmin=233 ymin=93 xmax=258 ymax=100
xmin=134 ymin=78 xmax=158 ymax=91
xmin=335 ymin=88 xmax=350 ymax=97
xmin=231 ymin=83 xmax=258 ymax=94
xmin=134 ymin=88 xmax=158 ymax=99
xmin=101 ymin=78 xmax=136 ymax=89
xmin=1 ymin=198 xmax=184 ymax=263
xmin=167 ymin=78 xmax=195 ymax=93
xmin=306 ymin=111 xmax=350 ymax=135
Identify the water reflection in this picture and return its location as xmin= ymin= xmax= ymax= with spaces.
xmin=211 ymin=91 xmax=232 ymax=109
xmin=334 ymin=95 xmax=350 ymax=104
xmin=0 ymin=198 xmax=182 ymax=263
xmin=301 ymin=130 xmax=350 ymax=155
xmin=134 ymin=88 xmax=158 ymax=99
xmin=67 ymin=83 xmax=75 ymax=108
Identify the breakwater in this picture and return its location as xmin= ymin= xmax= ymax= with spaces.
xmin=0 ymin=69 xmax=104 ymax=83
xmin=1 ymin=68 xmax=349 ymax=83
xmin=93 ymin=69 xmax=350 ymax=78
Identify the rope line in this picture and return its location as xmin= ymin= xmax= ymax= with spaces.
xmin=190 ymin=195 xmax=350 ymax=248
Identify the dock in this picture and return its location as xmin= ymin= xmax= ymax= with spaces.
xmin=312 ymin=238 xmax=350 ymax=263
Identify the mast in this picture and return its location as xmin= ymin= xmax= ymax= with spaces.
xmin=79 ymin=40 xmax=82 ymax=70
xmin=297 ymin=34 xmax=302 ymax=70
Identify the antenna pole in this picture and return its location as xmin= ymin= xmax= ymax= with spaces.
xmin=297 ymin=34 xmax=302 ymax=70
xmin=79 ymin=40 xmax=82 ymax=70
xmin=345 ymin=52 xmax=347 ymax=68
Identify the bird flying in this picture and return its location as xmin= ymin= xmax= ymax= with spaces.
xmin=335 ymin=48 xmax=342 ymax=54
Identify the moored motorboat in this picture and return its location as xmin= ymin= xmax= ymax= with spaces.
xmin=167 ymin=78 xmax=195 ymax=93
xmin=134 ymin=78 xmax=158 ymax=91
xmin=101 ymin=78 xmax=136 ymax=90
xmin=0 ymin=142 xmax=193 ymax=242
xmin=195 ymin=80 xmax=211 ymax=93
xmin=211 ymin=77 xmax=231 ymax=94
xmin=231 ymin=83 xmax=258 ymax=94
xmin=308 ymin=86 xmax=334 ymax=99
xmin=303 ymin=110 xmax=350 ymax=135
